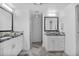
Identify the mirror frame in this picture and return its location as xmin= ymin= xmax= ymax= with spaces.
xmin=44 ymin=16 xmax=59 ymax=32
xmin=0 ymin=7 xmax=13 ymax=32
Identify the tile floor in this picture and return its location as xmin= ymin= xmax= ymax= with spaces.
xmin=18 ymin=42 xmax=65 ymax=56
xmin=30 ymin=42 xmax=65 ymax=56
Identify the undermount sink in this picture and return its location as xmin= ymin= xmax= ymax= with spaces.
xmin=46 ymin=33 xmax=59 ymax=36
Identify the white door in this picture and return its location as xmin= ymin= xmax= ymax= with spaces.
xmin=30 ymin=11 xmax=43 ymax=42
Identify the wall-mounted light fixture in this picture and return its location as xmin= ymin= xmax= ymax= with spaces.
xmin=48 ymin=13 xmax=57 ymax=16
xmin=47 ymin=9 xmax=58 ymax=17
xmin=0 ymin=3 xmax=14 ymax=13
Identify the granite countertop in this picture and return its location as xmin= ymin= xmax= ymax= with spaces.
xmin=0 ymin=31 xmax=23 ymax=43
xmin=45 ymin=32 xmax=65 ymax=36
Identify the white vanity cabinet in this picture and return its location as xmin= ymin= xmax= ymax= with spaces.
xmin=44 ymin=35 xmax=65 ymax=51
xmin=12 ymin=35 xmax=23 ymax=56
xmin=0 ymin=38 xmax=14 ymax=56
xmin=0 ymin=35 xmax=23 ymax=56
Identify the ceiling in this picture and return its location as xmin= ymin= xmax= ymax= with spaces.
xmin=7 ymin=3 xmax=71 ymax=13
xmin=11 ymin=3 xmax=71 ymax=10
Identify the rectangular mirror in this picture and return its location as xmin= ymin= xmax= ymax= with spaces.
xmin=0 ymin=7 xmax=13 ymax=32
xmin=44 ymin=17 xmax=59 ymax=32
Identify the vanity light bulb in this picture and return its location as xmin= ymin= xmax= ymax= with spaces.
xmin=2 ymin=3 xmax=13 ymax=12
xmin=48 ymin=13 xmax=57 ymax=16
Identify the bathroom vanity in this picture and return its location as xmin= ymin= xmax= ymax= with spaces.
xmin=0 ymin=32 xmax=24 ymax=56
xmin=43 ymin=16 xmax=65 ymax=52
xmin=0 ymin=5 xmax=24 ymax=56
xmin=43 ymin=32 xmax=65 ymax=52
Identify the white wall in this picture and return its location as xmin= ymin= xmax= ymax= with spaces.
xmin=14 ymin=9 xmax=30 ymax=50
xmin=75 ymin=4 xmax=79 ymax=55
xmin=59 ymin=4 xmax=77 ymax=56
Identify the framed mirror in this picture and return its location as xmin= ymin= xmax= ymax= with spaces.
xmin=44 ymin=17 xmax=59 ymax=32
xmin=0 ymin=7 xmax=13 ymax=32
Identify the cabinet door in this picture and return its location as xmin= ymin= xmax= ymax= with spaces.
xmin=45 ymin=36 xmax=64 ymax=51
xmin=11 ymin=37 xmax=18 ymax=56
xmin=12 ymin=36 xmax=23 ymax=56
xmin=1 ymin=39 xmax=14 ymax=56
xmin=43 ymin=35 xmax=48 ymax=48
xmin=12 ymin=37 xmax=20 ymax=55
xmin=0 ymin=44 xmax=3 ymax=55
xmin=46 ymin=36 xmax=55 ymax=51
xmin=20 ymin=35 xmax=23 ymax=49
xmin=17 ymin=36 xmax=23 ymax=50
xmin=54 ymin=37 xmax=64 ymax=51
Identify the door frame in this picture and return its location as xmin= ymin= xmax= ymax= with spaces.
xmin=29 ymin=10 xmax=43 ymax=49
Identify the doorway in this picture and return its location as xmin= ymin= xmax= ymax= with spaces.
xmin=30 ymin=10 xmax=43 ymax=49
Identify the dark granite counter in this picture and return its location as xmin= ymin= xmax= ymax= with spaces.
xmin=0 ymin=31 xmax=23 ymax=43
xmin=45 ymin=32 xmax=65 ymax=36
